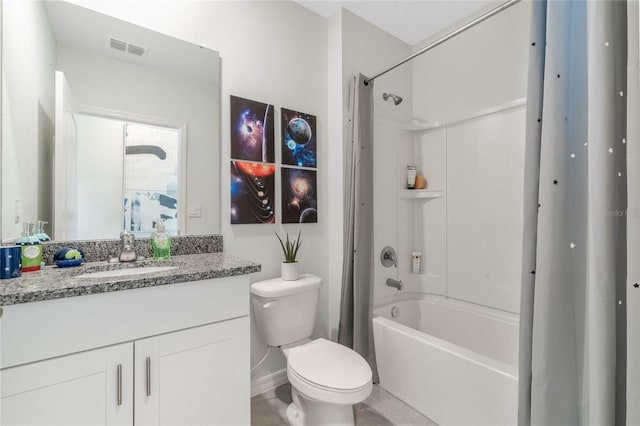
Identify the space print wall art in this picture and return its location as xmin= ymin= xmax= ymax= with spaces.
xmin=229 ymin=96 xmax=318 ymax=224
xmin=230 ymin=95 xmax=276 ymax=224
xmin=230 ymin=161 xmax=275 ymax=224
xmin=230 ymin=95 xmax=275 ymax=163
xmin=280 ymin=107 xmax=318 ymax=223
xmin=281 ymin=108 xmax=317 ymax=168
xmin=281 ymin=167 xmax=317 ymax=223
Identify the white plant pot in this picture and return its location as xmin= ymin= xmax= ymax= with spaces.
xmin=281 ymin=262 xmax=300 ymax=281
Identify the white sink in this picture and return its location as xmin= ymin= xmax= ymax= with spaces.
xmin=77 ymin=266 xmax=177 ymax=279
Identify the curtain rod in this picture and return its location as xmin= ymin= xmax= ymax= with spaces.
xmin=364 ymin=0 xmax=522 ymax=85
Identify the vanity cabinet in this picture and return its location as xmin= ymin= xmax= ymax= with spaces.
xmin=0 ymin=276 xmax=250 ymax=426
xmin=134 ymin=317 xmax=248 ymax=425
xmin=1 ymin=343 xmax=133 ymax=425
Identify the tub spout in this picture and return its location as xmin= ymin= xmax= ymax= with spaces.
xmin=386 ymin=278 xmax=404 ymax=291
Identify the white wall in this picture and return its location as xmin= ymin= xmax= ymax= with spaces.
xmin=339 ymin=10 xmax=413 ymax=126
xmin=326 ymin=8 xmax=343 ymax=342
xmin=329 ymin=9 xmax=413 ymax=334
xmin=68 ymin=0 xmax=329 ymax=386
xmin=2 ymin=0 xmax=56 ymax=241
xmin=412 ymin=1 xmax=530 ymax=124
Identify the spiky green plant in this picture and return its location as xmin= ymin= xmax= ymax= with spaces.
xmin=275 ymin=230 xmax=302 ymax=263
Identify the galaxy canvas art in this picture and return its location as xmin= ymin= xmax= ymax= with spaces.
xmin=281 ymin=167 xmax=318 ymax=224
xmin=230 ymin=96 xmax=274 ymax=163
xmin=231 ymin=161 xmax=276 ymax=224
xmin=281 ymin=108 xmax=317 ymax=168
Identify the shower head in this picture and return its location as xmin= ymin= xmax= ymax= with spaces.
xmin=383 ymin=92 xmax=403 ymax=106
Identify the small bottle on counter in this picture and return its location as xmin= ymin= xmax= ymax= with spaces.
xmin=412 ymin=251 xmax=422 ymax=274
xmin=34 ymin=220 xmax=51 ymax=242
xmin=16 ymin=222 xmax=42 ymax=272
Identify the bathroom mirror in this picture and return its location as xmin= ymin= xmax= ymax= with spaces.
xmin=1 ymin=0 xmax=221 ymax=242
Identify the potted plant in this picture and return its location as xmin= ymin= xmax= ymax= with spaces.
xmin=276 ymin=230 xmax=302 ymax=281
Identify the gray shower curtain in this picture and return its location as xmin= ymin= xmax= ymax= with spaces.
xmin=519 ymin=1 xmax=637 ymax=424
xmin=626 ymin=3 xmax=640 ymax=423
xmin=338 ymin=74 xmax=378 ymax=381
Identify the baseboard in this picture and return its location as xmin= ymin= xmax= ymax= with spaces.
xmin=251 ymin=368 xmax=288 ymax=397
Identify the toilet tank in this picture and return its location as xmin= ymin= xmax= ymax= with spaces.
xmin=251 ymin=274 xmax=322 ymax=347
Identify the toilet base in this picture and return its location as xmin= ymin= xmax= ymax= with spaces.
xmin=287 ymin=388 xmax=355 ymax=426
xmin=286 ymin=388 xmax=306 ymax=426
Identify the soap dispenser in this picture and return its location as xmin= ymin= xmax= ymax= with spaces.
xmin=16 ymin=222 xmax=43 ymax=272
xmin=151 ymin=219 xmax=171 ymax=260
xmin=34 ymin=220 xmax=51 ymax=242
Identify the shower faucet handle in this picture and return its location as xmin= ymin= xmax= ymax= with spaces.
xmin=380 ymin=246 xmax=397 ymax=268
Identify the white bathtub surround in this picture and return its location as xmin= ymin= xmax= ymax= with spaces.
xmin=389 ymin=100 xmax=527 ymax=311
xmin=373 ymin=294 xmax=518 ymax=425
xmin=520 ymin=1 xmax=633 ymax=425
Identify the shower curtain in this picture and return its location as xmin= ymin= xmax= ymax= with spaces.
xmin=338 ymin=74 xmax=378 ymax=381
xmin=519 ymin=1 xmax=638 ymax=424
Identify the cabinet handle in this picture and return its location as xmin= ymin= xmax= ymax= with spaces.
xmin=145 ymin=357 xmax=151 ymax=397
xmin=116 ymin=364 xmax=122 ymax=406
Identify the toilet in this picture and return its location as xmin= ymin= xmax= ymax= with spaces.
xmin=251 ymin=274 xmax=372 ymax=426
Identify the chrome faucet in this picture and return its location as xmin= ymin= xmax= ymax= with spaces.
xmin=119 ymin=230 xmax=137 ymax=262
xmin=386 ymin=278 xmax=404 ymax=291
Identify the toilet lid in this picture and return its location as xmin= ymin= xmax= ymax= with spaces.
xmin=250 ymin=274 xmax=321 ymax=297
xmin=287 ymin=338 xmax=372 ymax=391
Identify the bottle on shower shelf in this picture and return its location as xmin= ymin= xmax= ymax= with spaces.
xmin=412 ymin=251 xmax=422 ymax=274
xmin=407 ymin=166 xmax=417 ymax=189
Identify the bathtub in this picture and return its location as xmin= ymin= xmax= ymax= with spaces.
xmin=372 ymin=294 xmax=519 ymax=426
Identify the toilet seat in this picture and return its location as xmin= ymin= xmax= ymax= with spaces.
xmin=286 ymin=338 xmax=372 ymax=405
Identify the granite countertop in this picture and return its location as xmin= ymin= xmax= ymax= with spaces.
xmin=0 ymin=253 xmax=261 ymax=306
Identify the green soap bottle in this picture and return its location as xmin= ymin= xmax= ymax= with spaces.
xmin=151 ymin=219 xmax=171 ymax=260
xmin=16 ymin=222 xmax=42 ymax=272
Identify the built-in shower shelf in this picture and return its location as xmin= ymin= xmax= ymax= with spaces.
xmin=410 ymin=272 xmax=441 ymax=278
xmin=400 ymin=189 xmax=443 ymax=199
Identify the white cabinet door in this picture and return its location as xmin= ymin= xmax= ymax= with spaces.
xmin=1 ymin=343 xmax=133 ymax=426
xmin=134 ymin=317 xmax=250 ymax=426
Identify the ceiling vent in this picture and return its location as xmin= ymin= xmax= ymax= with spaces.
xmin=109 ymin=38 xmax=127 ymax=51
xmin=127 ymin=43 xmax=146 ymax=56
xmin=109 ymin=37 xmax=147 ymax=57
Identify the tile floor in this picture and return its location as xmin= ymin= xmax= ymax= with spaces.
xmin=251 ymin=382 xmax=437 ymax=426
